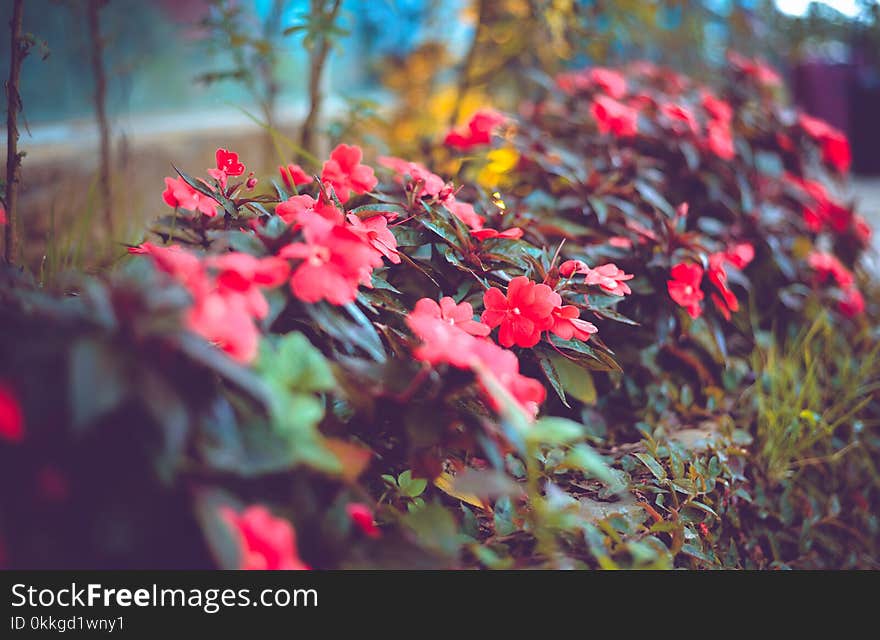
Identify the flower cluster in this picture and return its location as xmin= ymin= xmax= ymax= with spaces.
xmin=666 ymin=244 xmax=754 ymax=320
xmin=444 ymin=109 xmax=507 ymax=150
xmin=808 ymin=251 xmax=864 ymax=317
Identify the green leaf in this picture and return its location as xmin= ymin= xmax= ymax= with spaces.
xmin=566 ymin=443 xmax=620 ymax=489
xmin=633 ymin=452 xmax=667 ymax=481
xmin=551 ymin=354 xmax=597 ymax=405
xmin=528 ymin=416 xmax=584 ymax=445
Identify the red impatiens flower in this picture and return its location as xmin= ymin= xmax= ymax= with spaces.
xmin=188 ymin=290 xmax=262 ymax=363
xmin=346 ymin=503 xmax=381 ymax=539
xmin=727 ymin=52 xmax=782 ymax=87
xmin=701 ymin=90 xmax=733 ymax=124
xmin=0 ymin=381 xmax=24 ymax=443
xmin=724 ymin=243 xmax=755 ymax=270
xmin=667 ymin=262 xmax=704 ymax=319
xmin=412 ymin=297 xmax=491 ymax=337
xmin=162 ymin=176 xmax=219 ymax=217
xmin=589 ymin=67 xmax=628 ymax=99
xmin=215 ymin=148 xmax=245 ymax=177
xmin=0 ymin=206 xmax=6 ymax=225
xmin=279 ymin=163 xmax=313 ymax=191
xmin=549 ymin=305 xmax=598 ymax=341
xmin=481 ymin=276 xmax=561 ymax=348
xmin=378 ymin=156 xmax=447 ymax=199
xmin=406 ymin=304 xmax=481 ymax=368
xmin=707 ymin=253 xmax=739 ymax=320
xmin=470 ymin=339 xmax=547 ymax=418
xmin=206 ymin=253 xmax=291 ymax=320
xmin=808 ymin=251 xmax=855 ymax=290
xmin=660 ymin=102 xmax=699 ymax=136
xmin=854 ymin=214 xmax=873 ymax=246
xmin=444 ymin=109 xmax=507 ymax=150
xmin=799 ymin=113 xmax=851 ymax=173
xmin=446 ymin=199 xmax=485 ymax=230
xmin=839 ymin=287 xmax=865 ymax=317
xmin=470 ymin=227 xmax=523 ymax=241
xmin=706 ymin=120 xmax=736 ymax=160
xmin=276 ymin=194 xmax=344 ymax=226
xmin=345 ymin=214 xmax=401 ymax=264
xmin=321 ymin=144 xmax=378 ymax=203
xmin=591 ymin=95 xmax=639 ymax=138
xmin=221 ymin=505 xmax=310 ymax=570
xmin=279 ymin=213 xmax=381 ymax=305
xmin=581 ymin=263 xmax=634 ymax=296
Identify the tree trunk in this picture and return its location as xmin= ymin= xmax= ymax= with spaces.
xmin=299 ymin=0 xmax=342 ymax=157
xmin=87 ymin=0 xmax=113 ymax=232
xmin=3 ymin=0 xmax=25 ymax=265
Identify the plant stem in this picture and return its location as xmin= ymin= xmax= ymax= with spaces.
xmin=4 ymin=0 xmax=25 ymax=265
xmin=299 ymin=0 xmax=342 ymax=156
xmin=87 ymin=0 xmax=113 ymax=232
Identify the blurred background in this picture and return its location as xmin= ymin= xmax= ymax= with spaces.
xmin=2 ymin=0 xmax=880 ymax=272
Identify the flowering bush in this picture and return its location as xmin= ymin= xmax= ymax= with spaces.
xmin=0 ymin=54 xmax=876 ymax=569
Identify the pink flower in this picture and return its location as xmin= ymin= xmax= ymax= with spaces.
xmin=412 ymin=297 xmax=491 ymax=337
xmin=406 ymin=304 xmax=482 ymax=368
xmin=321 ymin=144 xmax=378 ymax=203
xmin=346 ymin=503 xmax=381 ymax=539
xmin=162 ymin=176 xmax=219 ymax=217
xmin=839 ymin=287 xmax=865 ymax=317
xmin=221 ymin=505 xmax=310 ymax=570
xmin=581 ymin=263 xmax=634 ymax=296
xmin=724 ymin=243 xmax=755 ymax=270
xmin=591 ymin=95 xmax=639 ymax=137
xmin=378 ymin=156 xmax=446 ymax=199
xmin=701 ymin=90 xmax=733 ymax=124
xmin=808 ymin=251 xmax=854 ymax=290
xmin=470 ymin=339 xmax=546 ymax=417
xmin=0 ymin=381 xmax=24 ymax=443
xmin=279 ymin=213 xmax=381 ymax=305
xmin=279 ymin=163 xmax=313 ymax=191
xmin=728 ymin=52 xmax=783 ymax=87
xmin=215 ymin=148 xmax=245 ymax=177
xmin=276 ymin=194 xmax=343 ymax=225
xmin=589 ymin=67 xmax=628 ymax=99
xmin=799 ymin=113 xmax=851 ymax=173
xmin=444 ymin=109 xmax=506 ymax=150
xmin=470 ymin=227 xmax=523 ymax=241
xmin=206 ymin=253 xmax=290 ymax=319
xmin=549 ymin=305 xmax=598 ymax=341
xmin=446 ymin=199 xmax=485 ymax=230
xmin=667 ymin=262 xmax=704 ymax=319
xmin=660 ymin=102 xmax=699 ymax=136
xmin=345 ymin=214 xmax=400 ymax=264
xmin=481 ymin=276 xmax=561 ymax=348
xmin=706 ymin=121 xmax=735 ymax=160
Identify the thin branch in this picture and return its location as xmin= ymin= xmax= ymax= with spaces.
xmin=299 ymin=0 xmax=342 ymax=156
xmin=87 ymin=0 xmax=113 ymax=232
xmin=3 ymin=0 xmax=25 ymax=264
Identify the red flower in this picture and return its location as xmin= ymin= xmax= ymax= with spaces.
xmin=446 ymin=199 xmax=485 ymax=230
xmin=413 ymin=297 xmax=491 ymax=337
xmin=206 ymin=253 xmax=290 ymax=319
xmin=799 ymin=113 xmax=851 ymax=173
xmin=808 ymin=251 xmax=854 ymax=290
xmin=660 ymin=102 xmax=699 ymax=136
xmin=707 ymin=253 xmax=739 ymax=320
xmin=0 ymin=206 xmax=6 ymax=225
xmin=321 ymin=144 xmax=378 ymax=203
xmin=346 ymin=214 xmax=400 ymax=264
xmin=839 ymin=287 xmax=865 ymax=317
xmin=727 ymin=52 xmax=782 ymax=87
xmin=378 ymin=156 xmax=446 ymax=199
xmin=279 ymin=163 xmax=313 ymax=191
xmin=0 ymin=382 xmax=24 ymax=443
xmin=188 ymin=290 xmax=262 ymax=363
xmin=608 ymin=236 xmax=633 ymax=249
xmin=470 ymin=339 xmax=546 ymax=417
xmin=667 ymin=262 xmax=704 ymax=319
xmin=706 ymin=121 xmax=735 ymax=160
xmin=407 ymin=305 xmax=481 ymax=368
xmin=724 ymin=243 xmax=755 ymax=270
xmin=276 ymin=194 xmax=343 ymax=225
xmin=581 ymin=263 xmax=634 ymax=296
xmin=346 ymin=503 xmax=381 ymax=539
xmin=591 ymin=95 xmax=639 ymax=137
xmin=221 ymin=505 xmax=310 ymax=570
xmin=444 ymin=109 xmax=506 ymax=150
xmin=162 ymin=176 xmax=219 ymax=217
xmin=481 ymin=276 xmax=561 ymax=348
xmin=470 ymin=227 xmax=523 ymax=241
xmin=701 ymin=90 xmax=733 ymax=124
xmin=279 ymin=213 xmax=381 ymax=305
xmin=129 ymin=242 xmax=205 ymax=290
xmin=589 ymin=67 xmax=628 ymax=99
xmin=854 ymin=214 xmax=873 ymax=246
xmin=215 ymin=148 xmax=245 ymax=177
xmin=549 ymin=305 xmax=598 ymax=341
